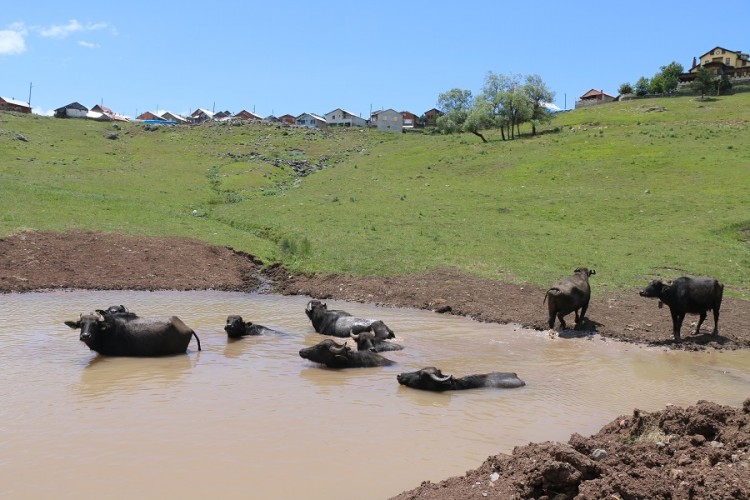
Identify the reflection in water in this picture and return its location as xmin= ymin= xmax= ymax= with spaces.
xmin=0 ymin=290 xmax=749 ymax=500
xmin=76 ymin=354 xmax=196 ymax=399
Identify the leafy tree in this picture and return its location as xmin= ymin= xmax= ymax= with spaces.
xmin=462 ymin=102 xmax=494 ymax=143
xmin=436 ymin=88 xmax=473 ymax=134
xmin=691 ymin=67 xmax=716 ymax=99
xmin=619 ymin=82 xmax=633 ymax=94
xmin=634 ymin=77 xmax=650 ymax=96
xmin=524 ymin=74 xmax=555 ymax=135
xmin=649 ymin=74 xmax=666 ymax=94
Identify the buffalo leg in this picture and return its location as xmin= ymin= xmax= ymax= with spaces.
xmin=671 ymin=310 xmax=683 ymax=341
xmin=548 ymin=313 xmax=556 ymax=329
xmin=694 ymin=311 xmax=707 ymax=335
xmin=557 ymin=313 xmax=567 ymax=330
xmin=712 ymin=308 xmax=720 ymax=336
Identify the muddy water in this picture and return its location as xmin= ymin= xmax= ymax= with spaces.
xmin=1 ymin=290 xmax=748 ymax=499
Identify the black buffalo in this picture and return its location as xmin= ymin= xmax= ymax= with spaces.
xmin=65 ymin=310 xmax=201 ymax=356
xmin=397 ymin=366 xmax=526 ymax=391
xmin=349 ymin=331 xmax=403 ymax=352
xmin=544 ymin=267 xmax=596 ymax=330
xmin=304 ymin=300 xmax=395 ymax=339
xmin=639 ymin=276 xmax=724 ymax=340
xmin=224 ymin=315 xmax=288 ymax=338
xmin=299 ymin=339 xmax=395 ymax=368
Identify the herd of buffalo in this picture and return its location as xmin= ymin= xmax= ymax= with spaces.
xmin=64 ymin=269 xmax=725 ymax=392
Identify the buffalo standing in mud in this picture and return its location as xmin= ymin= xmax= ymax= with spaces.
xmin=305 ymin=300 xmax=395 ymax=339
xmin=544 ymin=267 xmax=596 ymax=330
xmin=224 ymin=315 xmax=288 ymax=338
xmin=299 ymin=339 xmax=396 ymax=368
xmin=397 ymin=366 xmax=526 ymax=391
xmin=639 ymin=276 xmax=724 ymax=341
xmin=65 ymin=310 xmax=201 ymax=356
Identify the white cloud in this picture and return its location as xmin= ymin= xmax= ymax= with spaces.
xmin=33 ymin=107 xmax=54 ymax=116
xmin=39 ymin=19 xmax=108 ymax=39
xmin=78 ymin=40 xmax=98 ymax=49
xmin=0 ymin=24 xmax=27 ymax=55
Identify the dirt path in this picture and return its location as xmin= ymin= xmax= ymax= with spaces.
xmin=2 ymin=230 xmax=749 ymax=498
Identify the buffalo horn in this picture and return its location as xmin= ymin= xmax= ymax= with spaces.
xmin=329 ymin=342 xmax=348 ymax=354
xmin=429 ymin=371 xmax=452 ymax=383
xmin=349 ymin=330 xmax=360 ymax=340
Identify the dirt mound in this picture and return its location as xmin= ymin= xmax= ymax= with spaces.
xmin=391 ymin=400 xmax=750 ymax=499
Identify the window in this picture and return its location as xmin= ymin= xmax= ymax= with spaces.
xmin=726 ymin=58 xmax=731 ymax=65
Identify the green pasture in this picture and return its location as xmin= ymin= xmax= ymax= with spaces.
xmin=1 ymin=94 xmax=748 ymax=296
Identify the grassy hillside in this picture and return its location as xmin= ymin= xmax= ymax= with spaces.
xmin=1 ymin=95 xmax=748 ymax=296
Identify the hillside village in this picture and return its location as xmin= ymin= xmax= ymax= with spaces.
xmin=2 ymin=45 xmax=748 ymax=130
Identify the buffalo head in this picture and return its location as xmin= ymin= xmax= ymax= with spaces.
xmin=65 ymin=312 xmax=109 ymax=347
xmin=299 ymin=339 xmax=351 ymax=365
xmin=224 ymin=315 xmax=249 ymax=338
xmin=397 ymin=367 xmax=454 ymax=391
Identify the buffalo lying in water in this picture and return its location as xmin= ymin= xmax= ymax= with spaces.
xmin=305 ymin=300 xmax=395 ymax=339
xmin=224 ymin=315 xmax=288 ymax=338
xmin=350 ymin=331 xmax=403 ymax=352
xmin=65 ymin=309 xmax=201 ymax=356
xmin=299 ymin=339 xmax=396 ymax=368
xmin=397 ymin=366 xmax=525 ymax=391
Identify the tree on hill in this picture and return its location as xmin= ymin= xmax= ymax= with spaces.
xmin=619 ymin=82 xmax=634 ymax=95
xmin=524 ymin=74 xmax=555 ymax=136
xmin=635 ymin=77 xmax=650 ymax=96
xmin=691 ymin=67 xmax=716 ymax=99
xmin=649 ymin=61 xmax=683 ymax=95
xmin=436 ymin=88 xmax=473 ymax=134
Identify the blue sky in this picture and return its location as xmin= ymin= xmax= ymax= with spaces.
xmin=2 ymin=1 xmax=748 ymax=118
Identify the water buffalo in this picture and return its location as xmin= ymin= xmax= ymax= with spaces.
xmin=224 ymin=315 xmax=288 ymax=338
xmin=397 ymin=366 xmax=526 ymax=391
xmin=639 ymin=276 xmax=724 ymax=340
xmin=299 ymin=339 xmax=395 ymax=368
xmin=65 ymin=310 xmax=201 ymax=356
xmin=304 ymin=300 xmax=395 ymax=339
xmin=349 ymin=331 xmax=403 ymax=352
xmin=544 ymin=267 xmax=596 ymax=330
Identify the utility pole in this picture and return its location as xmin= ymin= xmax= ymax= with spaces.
xmin=28 ymin=82 xmax=33 ymax=107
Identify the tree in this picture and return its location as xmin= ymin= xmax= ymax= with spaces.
xmin=634 ymin=77 xmax=650 ymax=96
xmin=619 ymin=82 xmax=634 ymax=95
xmin=436 ymin=88 xmax=473 ymax=134
xmin=523 ymin=74 xmax=555 ymax=135
xmin=658 ymin=61 xmax=683 ymax=94
xmin=691 ymin=67 xmax=716 ymax=99
xmin=462 ymin=102 xmax=494 ymax=143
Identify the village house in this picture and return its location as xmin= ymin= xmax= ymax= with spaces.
xmin=324 ymin=108 xmax=367 ymax=127
xmin=681 ymin=46 xmax=750 ymax=81
xmin=234 ymin=110 xmax=263 ymax=120
xmin=136 ymin=111 xmax=165 ymax=121
xmin=160 ymin=111 xmax=189 ymax=124
xmin=296 ymin=112 xmax=327 ymax=128
xmin=0 ymin=96 xmax=32 ymax=114
xmin=423 ymin=108 xmax=442 ymax=127
xmin=370 ymin=108 xmax=403 ymax=132
xmin=54 ymin=102 xmax=89 ymax=118
xmin=575 ymin=89 xmax=617 ymax=109
xmin=401 ymin=111 xmax=418 ymax=128
xmin=190 ymin=108 xmax=214 ymax=124
xmin=278 ymin=114 xmax=296 ymax=125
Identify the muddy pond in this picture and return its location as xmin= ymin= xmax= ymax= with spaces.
xmin=1 ymin=290 xmax=748 ymax=499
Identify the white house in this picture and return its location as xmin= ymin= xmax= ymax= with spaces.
xmin=296 ymin=112 xmax=327 ymax=128
xmin=324 ymin=108 xmax=367 ymax=127
xmin=371 ymin=108 xmax=403 ymax=132
xmin=54 ymin=102 xmax=88 ymax=118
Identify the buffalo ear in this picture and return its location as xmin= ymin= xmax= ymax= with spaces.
xmin=64 ymin=320 xmax=80 ymax=329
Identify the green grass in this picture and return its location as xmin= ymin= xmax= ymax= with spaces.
xmin=1 ymin=95 xmax=749 ymax=297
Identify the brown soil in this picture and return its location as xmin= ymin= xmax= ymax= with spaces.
xmin=2 ymin=230 xmax=749 ymax=499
